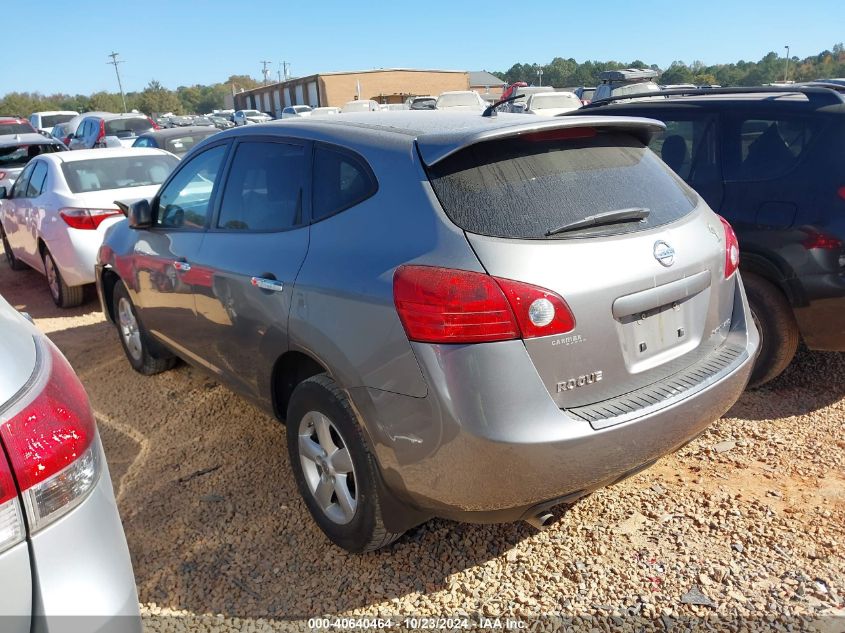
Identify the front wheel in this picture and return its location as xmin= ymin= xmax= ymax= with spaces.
xmin=744 ymin=273 xmax=800 ymax=388
xmin=287 ymin=374 xmax=403 ymax=552
xmin=112 ymin=281 xmax=176 ymax=375
xmin=42 ymin=249 xmax=84 ymax=308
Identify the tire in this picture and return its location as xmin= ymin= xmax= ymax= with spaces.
xmin=1 ymin=225 xmax=26 ymax=271
xmin=112 ymin=281 xmax=176 ymax=375
xmin=42 ymin=249 xmax=84 ymax=308
xmin=743 ymin=273 xmax=800 ymax=388
xmin=287 ymin=374 xmax=403 ymax=552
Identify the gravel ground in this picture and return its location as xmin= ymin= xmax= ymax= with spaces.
xmin=1 ymin=255 xmax=843 ymax=632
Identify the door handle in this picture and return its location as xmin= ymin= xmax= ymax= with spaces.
xmin=172 ymin=260 xmax=192 ymax=272
xmin=250 ymin=277 xmax=284 ymax=292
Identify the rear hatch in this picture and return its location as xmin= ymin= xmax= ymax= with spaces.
xmin=423 ymin=121 xmax=739 ymax=420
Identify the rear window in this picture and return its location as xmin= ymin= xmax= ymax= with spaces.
xmin=61 ymin=154 xmax=178 ymax=193
xmin=0 ymin=121 xmax=35 ymax=135
xmin=426 ymin=130 xmax=697 ymax=239
xmin=164 ymin=132 xmax=215 ymax=155
xmin=437 ymin=93 xmax=480 ymax=108
xmin=40 ymin=114 xmax=75 ymax=128
xmin=0 ymin=143 xmax=63 ymax=168
xmin=104 ymin=117 xmax=153 ymax=138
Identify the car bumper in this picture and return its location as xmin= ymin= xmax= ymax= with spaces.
xmin=44 ymin=220 xmax=122 ymax=288
xmin=29 ymin=437 xmax=141 ymax=633
xmin=352 ymin=282 xmax=759 ymax=526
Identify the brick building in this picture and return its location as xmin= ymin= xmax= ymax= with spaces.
xmin=233 ymin=68 xmax=470 ymax=115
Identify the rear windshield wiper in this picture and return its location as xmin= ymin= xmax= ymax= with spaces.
xmin=545 ymin=207 xmax=650 ymax=237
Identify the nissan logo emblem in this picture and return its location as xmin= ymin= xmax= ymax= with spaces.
xmin=653 ymin=240 xmax=675 ymax=267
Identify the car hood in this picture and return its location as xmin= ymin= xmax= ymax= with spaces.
xmin=0 ymin=295 xmax=37 ymax=406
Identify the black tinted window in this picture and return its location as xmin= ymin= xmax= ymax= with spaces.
xmin=648 ymin=117 xmax=719 ymax=183
xmin=0 ymin=122 xmax=34 ymax=135
xmin=725 ymin=117 xmax=819 ymax=182
xmin=157 ymin=145 xmax=226 ymax=229
xmin=312 ymin=146 xmax=377 ymax=221
xmin=218 ymin=142 xmax=305 ymax=231
xmin=427 ymin=130 xmax=697 ymax=239
xmin=41 ymin=114 xmax=75 ymax=128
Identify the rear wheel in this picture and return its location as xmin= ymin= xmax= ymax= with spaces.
xmin=743 ymin=273 xmax=800 ymax=388
xmin=112 ymin=281 xmax=176 ymax=375
xmin=287 ymin=374 xmax=403 ymax=552
xmin=42 ymin=249 xmax=84 ymax=308
xmin=1 ymin=226 xmax=26 ymax=271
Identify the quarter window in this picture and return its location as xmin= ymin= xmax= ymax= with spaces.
xmin=312 ymin=146 xmax=377 ymax=221
xmin=156 ymin=144 xmax=227 ymax=229
xmin=726 ymin=117 xmax=818 ymax=182
xmin=217 ymin=141 xmax=306 ymax=231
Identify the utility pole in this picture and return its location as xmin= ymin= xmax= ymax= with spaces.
xmin=282 ymin=61 xmax=290 ymax=81
xmin=537 ymin=67 xmax=543 ymax=86
xmin=783 ymin=45 xmax=790 ymax=83
xmin=107 ymin=51 xmax=127 ymax=112
xmin=260 ymin=60 xmax=272 ymax=84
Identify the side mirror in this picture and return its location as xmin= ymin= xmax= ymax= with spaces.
xmin=0 ymin=187 xmax=6 ymax=199
xmin=117 ymin=198 xmax=153 ymax=229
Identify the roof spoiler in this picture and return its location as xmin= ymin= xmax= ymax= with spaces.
xmin=416 ymin=116 xmax=665 ymax=166
xmin=582 ymin=85 xmax=845 ymax=109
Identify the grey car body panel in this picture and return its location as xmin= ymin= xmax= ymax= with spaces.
xmin=0 ymin=543 xmax=31 ymax=631
xmin=0 ymin=296 xmax=37 ymax=403
xmin=29 ymin=440 xmax=141 ymax=632
xmin=99 ymin=113 xmax=759 ymax=529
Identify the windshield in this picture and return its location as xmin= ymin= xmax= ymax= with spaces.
xmin=105 ymin=117 xmax=154 ymax=138
xmin=41 ymin=114 xmax=75 ymax=128
xmin=437 ymin=93 xmax=480 ymax=108
xmin=426 ymin=130 xmax=696 ymax=240
xmin=0 ymin=143 xmax=63 ymax=168
xmin=244 ymin=110 xmax=263 ymax=117
xmin=531 ymin=94 xmax=581 ymax=110
xmin=410 ymin=98 xmax=436 ymax=110
xmin=61 ymin=154 xmax=178 ymax=193
xmin=612 ymin=82 xmax=662 ymax=97
xmin=0 ymin=121 xmax=36 ymax=135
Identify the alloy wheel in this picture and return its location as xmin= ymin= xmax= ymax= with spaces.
xmin=117 ymin=297 xmax=143 ymax=362
xmin=297 ymin=411 xmax=357 ymax=525
xmin=44 ymin=254 xmax=60 ymax=302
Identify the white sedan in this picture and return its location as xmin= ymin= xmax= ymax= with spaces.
xmin=0 ymin=148 xmax=178 ymax=307
xmin=523 ymin=91 xmax=583 ymax=116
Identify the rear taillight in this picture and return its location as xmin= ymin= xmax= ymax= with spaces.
xmin=838 ymin=186 xmax=845 ymax=201
xmin=393 ymin=265 xmax=575 ymax=344
xmin=0 ymin=449 xmax=24 ymax=554
xmin=95 ymin=119 xmax=106 ymax=147
xmin=719 ymin=216 xmax=740 ymax=278
xmin=59 ymin=208 xmax=122 ymax=230
xmin=148 ymin=116 xmax=160 ymax=131
xmin=0 ymin=340 xmax=99 ymax=532
xmin=63 ymin=136 xmax=72 ymax=146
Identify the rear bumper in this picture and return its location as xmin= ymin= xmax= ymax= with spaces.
xmin=43 ymin=222 xmax=120 ymax=288
xmin=352 ymin=282 xmax=759 ymax=525
xmin=29 ymin=438 xmax=141 ymax=633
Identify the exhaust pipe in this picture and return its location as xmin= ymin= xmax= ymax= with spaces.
xmin=524 ymin=511 xmax=555 ymax=530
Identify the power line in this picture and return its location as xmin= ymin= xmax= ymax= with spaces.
xmin=107 ymin=51 xmax=127 ymax=112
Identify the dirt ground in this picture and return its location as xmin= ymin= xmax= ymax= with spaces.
xmin=2 ymin=253 xmax=843 ymax=632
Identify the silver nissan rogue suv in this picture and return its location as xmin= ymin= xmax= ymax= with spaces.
xmin=96 ymin=111 xmax=760 ymax=552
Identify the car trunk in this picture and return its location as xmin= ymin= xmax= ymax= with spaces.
xmin=424 ymin=125 xmax=738 ymax=420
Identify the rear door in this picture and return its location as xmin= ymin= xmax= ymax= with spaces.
xmin=127 ymin=143 xmax=229 ymax=360
xmin=188 ymin=137 xmax=311 ymax=402
xmin=425 ymin=126 xmax=739 ymax=412
xmin=19 ymin=160 xmax=49 ymax=265
xmin=1 ymin=161 xmax=36 ymax=262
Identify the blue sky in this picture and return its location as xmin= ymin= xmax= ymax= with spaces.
xmin=6 ymin=0 xmax=844 ymax=95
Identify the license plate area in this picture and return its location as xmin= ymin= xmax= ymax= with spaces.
xmin=616 ymin=291 xmax=708 ymax=373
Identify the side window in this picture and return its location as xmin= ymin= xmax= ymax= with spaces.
xmin=725 ymin=116 xmax=818 ymax=182
xmin=312 ymin=145 xmax=377 ymax=221
xmin=648 ymin=116 xmax=718 ymax=183
xmin=9 ymin=162 xmax=36 ymax=199
xmin=155 ymin=144 xmax=227 ymax=229
xmin=24 ymin=162 xmax=48 ymax=198
xmin=134 ymin=138 xmax=150 ymax=148
xmin=217 ymin=141 xmax=306 ymax=231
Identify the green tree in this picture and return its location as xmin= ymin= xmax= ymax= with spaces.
xmin=137 ymin=80 xmax=181 ymax=115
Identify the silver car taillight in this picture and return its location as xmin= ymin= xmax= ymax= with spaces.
xmin=0 ymin=338 xmax=101 ymax=535
xmin=0 ymin=454 xmax=24 ymax=554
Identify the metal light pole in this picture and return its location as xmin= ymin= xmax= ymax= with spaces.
xmin=537 ymin=67 xmax=543 ymax=86
xmin=784 ymin=45 xmax=790 ymax=83
xmin=107 ymin=52 xmax=127 ymax=112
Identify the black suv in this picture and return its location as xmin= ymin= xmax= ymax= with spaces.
xmin=576 ymin=87 xmax=845 ymax=387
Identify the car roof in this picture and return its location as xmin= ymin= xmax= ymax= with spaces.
xmin=31 ymin=110 xmax=78 ymax=116
xmin=212 ymin=111 xmax=664 ymax=165
xmin=38 ymin=147 xmax=173 ymax=164
xmin=0 ymin=133 xmax=63 ymax=147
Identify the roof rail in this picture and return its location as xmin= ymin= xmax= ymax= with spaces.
xmin=581 ymin=85 xmax=845 ymax=109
